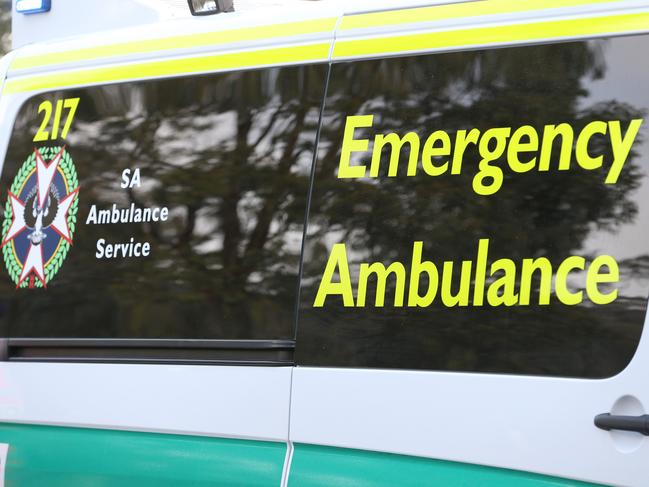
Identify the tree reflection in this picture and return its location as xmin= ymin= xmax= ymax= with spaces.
xmin=0 ymin=66 xmax=325 ymax=339
xmin=299 ymin=39 xmax=649 ymax=377
xmin=0 ymin=36 xmax=647 ymax=377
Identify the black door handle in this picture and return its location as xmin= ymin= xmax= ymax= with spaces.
xmin=594 ymin=413 xmax=649 ymax=436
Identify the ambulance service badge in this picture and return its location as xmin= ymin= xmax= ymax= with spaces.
xmin=1 ymin=147 xmax=79 ymax=288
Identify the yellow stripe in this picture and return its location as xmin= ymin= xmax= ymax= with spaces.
xmin=340 ymin=0 xmax=625 ymax=31
xmin=334 ymin=12 xmax=649 ymax=59
xmin=4 ymin=43 xmax=329 ymax=94
xmin=6 ymin=0 xmax=631 ymax=71
xmin=11 ymin=17 xmax=337 ymax=71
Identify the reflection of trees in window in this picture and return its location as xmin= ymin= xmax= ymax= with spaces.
xmin=299 ymin=38 xmax=649 ymax=377
xmin=0 ymin=65 xmax=326 ymax=339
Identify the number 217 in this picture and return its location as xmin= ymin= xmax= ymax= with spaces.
xmin=33 ymin=98 xmax=80 ymax=142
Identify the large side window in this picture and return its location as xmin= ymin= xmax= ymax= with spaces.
xmin=0 ymin=64 xmax=326 ymax=343
xmin=296 ymin=36 xmax=649 ymax=378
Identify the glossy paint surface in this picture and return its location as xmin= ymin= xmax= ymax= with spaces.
xmin=288 ymin=444 xmax=604 ymax=487
xmin=0 ymin=423 xmax=286 ymax=486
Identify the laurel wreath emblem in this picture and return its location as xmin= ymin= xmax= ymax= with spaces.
xmin=1 ymin=147 xmax=79 ymax=288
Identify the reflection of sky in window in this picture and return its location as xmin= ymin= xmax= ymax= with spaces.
xmin=572 ymin=36 xmax=649 ymax=298
xmin=580 ymin=37 xmax=649 ymax=262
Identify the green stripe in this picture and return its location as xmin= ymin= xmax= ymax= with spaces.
xmin=0 ymin=423 xmax=286 ymax=486
xmin=289 ymin=443 xmax=606 ymax=487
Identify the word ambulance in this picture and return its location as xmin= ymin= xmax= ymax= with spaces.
xmin=338 ymin=115 xmax=643 ymax=195
xmin=314 ymin=239 xmax=618 ymax=308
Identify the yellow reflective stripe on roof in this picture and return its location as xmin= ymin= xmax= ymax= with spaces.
xmin=340 ymin=0 xmax=625 ymax=31
xmin=4 ymin=43 xmax=330 ymax=94
xmin=334 ymin=12 xmax=649 ymax=59
xmin=11 ymin=17 xmax=337 ymax=71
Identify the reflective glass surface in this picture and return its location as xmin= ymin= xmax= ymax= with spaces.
xmin=297 ymin=37 xmax=649 ymax=377
xmin=0 ymin=65 xmax=326 ymax=339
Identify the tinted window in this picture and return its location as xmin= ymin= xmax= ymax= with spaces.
xmin=0 ymin=65 xmax=326 ymax=339
xmin=296 ymin=36 xmax=649 ymax=377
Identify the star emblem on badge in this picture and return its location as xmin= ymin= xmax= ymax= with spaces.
xmin=1 ymin=147 xmax=79 ymax=288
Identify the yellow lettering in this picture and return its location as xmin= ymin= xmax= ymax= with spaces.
xmin=575 ymin=120 xmax=607 ymax=170
xmin=338 ymin=115 xmax=373 ymax=178
xmin=314 ymin=242 xmax=621 ymax=310
xmin=313 ymin=243 xmax=355 ymax=307
xmin=555 ymin=256 xmax=585 ymax=305
xmin=451 ymin=128 xmax=480 ymax=175
xmin=408 ymin=241 xmax=439 ymax=307
xmin=440 ymin=260 xmax=472 ymax=307
xmin=358 ymin=261 xmax=406 ymax=307
xmin=539 ymin=123 xmax=574 ymax=171
xmin=520 ymin=257 xmax=553 ymax=305
xmin=473 ymin=127 xmax=510 ymax=196
xmin=421 ymin=130 xmax=450 ymax=176
xmin=607 ymin=119 xmax=643 ymax=184
xmin=473 ymin=238 xmax=489 ymax=306
xmin=487 ymin=258 xmax=518 ymax=306
xmin=587 ymin=255 xmax=619 ymax=305
xmin=508 ymin=125 xmax=538 ymax=173
xmin=370 ymin=132 xmax=421 ymax=177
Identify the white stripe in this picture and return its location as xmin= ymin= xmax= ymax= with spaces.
xmin=0 ymin=362 xmax=292 ymax=441
xmin=280 ymin=441 xmax=295 ymax=487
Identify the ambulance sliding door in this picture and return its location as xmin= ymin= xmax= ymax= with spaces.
xmin=0 ymin=62 xmax=327 ymax=484
xmin=289 ymin=3 xmax=649 ymax=486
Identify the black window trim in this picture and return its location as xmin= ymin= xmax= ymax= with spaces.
xmin=0 ymin=338 xmax=295 ymax=365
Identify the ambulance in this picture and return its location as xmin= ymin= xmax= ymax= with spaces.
xmin=0 ymin=0 xmax=648 ymax=485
